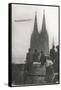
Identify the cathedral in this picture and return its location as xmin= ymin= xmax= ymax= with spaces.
xmin=30 ymin=11 xmax=49 ymax=56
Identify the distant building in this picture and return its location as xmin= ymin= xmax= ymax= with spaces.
xmin=30 ymin=11 xmax=49 ymax=55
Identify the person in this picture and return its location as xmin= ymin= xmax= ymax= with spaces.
xmin=33 ymin=49 xmax=39 ymax=62
xmin=40 ymin=51 xmax=46 ymax=66
xmin=50 ymin=45 xmax=56 ymax=63
xmin=45 ymin=56 xmax=54 ymax=83
xmin=54 ymin=45 xmax=59 ymax=73
xmin=24 ymin=48 xmax=33 ymax=83
xmin=50 ymin=45 xmax=56 ymax=73
xmin=25 ymin=48 xmax=33 ymax=73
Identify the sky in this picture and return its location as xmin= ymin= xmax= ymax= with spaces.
xmin=12 ymin=4 xmax=59 ymax=64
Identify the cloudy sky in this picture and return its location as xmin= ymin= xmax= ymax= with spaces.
xmin=12 ymin=4 xmax=59 ymax=63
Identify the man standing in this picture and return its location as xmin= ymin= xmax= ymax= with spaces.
xmin=33 ymin=49 xmax=39 ymax=62
xmin=40 ymin=51 xmax=46 ymax=66
xmin=54 ymin=45 xmax=59 ymax=73
xmin=25 ymin=48 xmax=33 ymax=73
xmin=24 ymin=48 xmax=33 ymax=83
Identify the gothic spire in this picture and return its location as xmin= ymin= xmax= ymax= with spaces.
xmin=42 ymin=10 xmax=46 ymax=31
xmin=40 ymin=10 xmax=49 ymax=36
xmin=39 ymin=10 xmax=48 ymax=36
xmin=33 ymin=11 xmax=38 ymax=33
xmin=30 ymin=12 xmax=39 ymax=50
xmin=39 ymin=10 xmax=49 ymax=55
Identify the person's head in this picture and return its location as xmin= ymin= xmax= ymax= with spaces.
xmin=34 ymin=49 xmax=37 ymax=52
xmin=52 ymin=45 xmax=55 ymax=49
xmin=28 ymin=48 xmax=31 ymax=52
xmin=41 ymin=50 xmax=44 ymax=54
xmin=56 ymin=45 xmax=59 ymax=51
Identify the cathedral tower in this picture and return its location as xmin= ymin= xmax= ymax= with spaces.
xmin=39 ymin=11 xmax=49 ymax=55
xmin=30 ymin=12 xmax=39 ymax=51
xmin=30 ymin=11 xmax=49 ymax=55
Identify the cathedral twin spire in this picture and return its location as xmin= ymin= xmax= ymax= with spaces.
xmin=30 ymin=11 xmax=49 ymax=55
xmin=32 ymin=10 xmax=48 ymax=37
xmin=33 ymin=10 xmax=47 ymax=35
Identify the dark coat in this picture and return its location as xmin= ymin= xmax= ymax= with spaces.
xmin=33 ymin=52 xmax=39 ymax=62
xmin=40 ymin=54 xmax=46 ymax=65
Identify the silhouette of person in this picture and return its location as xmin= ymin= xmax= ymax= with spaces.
xmin=50 ymin=45 xmax=56 ymax=73
xmin=40 ymin=51 xmax=46 ymax=66
xmin=51 ymin=46 xmax=59 ymax=83
xmin=33 ymin=49 xmax=39 ymax=62
xmin=50 ymin=45 xmax=56 ymax=63
xmin=24 ymin=48 xmax=33 ymax=83
xmin=54 ymin=45 xmax=59 ymax=73
xmin=25 ymin=48 xmax=33 ymax=73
